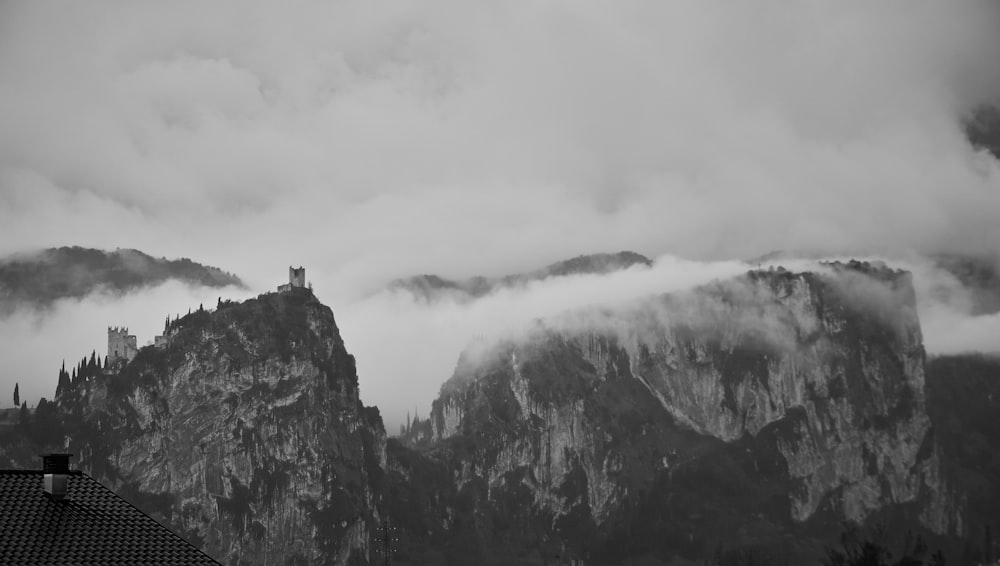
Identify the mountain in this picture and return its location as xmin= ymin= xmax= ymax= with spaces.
xmin=924 ymin=354 xmax=1000 ymax=544
xmin=930 ymin=254 xmax=1000 ymax=316
xmin=388 ymin=251 xmax=653 ymax=302
xmin=0 ymin=246 xmax=245 ymax=315
xmin=751 ymin=250 xmax=1000 ymax=316
xmin=0 ymin=287 xmax=385 ymax=565
xmin=392 ymin=261 xmax=974 ymax=564
xmin=965 ymin=106 xmax=1000 ymax=159
xmin=3 ymin=260 xmax=998 ymax=564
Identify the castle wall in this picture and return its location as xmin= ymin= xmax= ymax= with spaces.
xmin=108 ymin=326 xmax=138 ymax=363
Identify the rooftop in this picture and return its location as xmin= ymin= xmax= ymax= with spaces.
xmin=0 ymin=466 xmax=220 ymax=565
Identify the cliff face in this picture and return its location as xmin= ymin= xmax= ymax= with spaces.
xmin=393 ymin=262 xmax=958 ymax=563
xmin=53 ymin=288 xmax=386 ymax=565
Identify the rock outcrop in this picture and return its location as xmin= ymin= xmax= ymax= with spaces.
xmin=393 ymin=262 xmax=959 ymax=564
xmin=42 ymin=288 xmax=386 ymax=565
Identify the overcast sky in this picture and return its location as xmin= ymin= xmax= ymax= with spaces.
xmin=2 ymin=0 xmax=1000 ymax=427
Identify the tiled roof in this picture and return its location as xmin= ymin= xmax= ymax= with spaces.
xmin=0 ymin=470 xmax=220 ymax=565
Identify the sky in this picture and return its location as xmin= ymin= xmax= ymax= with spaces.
xmin=1 ymin=0 xmax=1000 ymax=428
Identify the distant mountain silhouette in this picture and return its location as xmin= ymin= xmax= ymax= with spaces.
xmin=388 ymin=251 xmax=653 ymax=302
xmin=0 ymin=246 xmax=245 ymax=315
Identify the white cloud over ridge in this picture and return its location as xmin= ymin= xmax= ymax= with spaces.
xmin=2 ymin=0 xmax=1000 ymax=427
xmin=0 ymin=281 xmax=254 ymax=411
xmin=339 ymin=252 xmax=1000 ymax=430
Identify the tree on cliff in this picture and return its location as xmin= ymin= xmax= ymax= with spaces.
xmin=13 ymin=382 xmax=18 ymax=407
xmin=823 ymin=525 xmax=947 ymax=566
xmin=55 ymin=362 xmax=71 ymax=397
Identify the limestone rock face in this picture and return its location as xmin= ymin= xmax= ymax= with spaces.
xmin=58 ymin=288 xmax=386 ymax=566
xmin=405 ymin=262 xmax=958 ymax=562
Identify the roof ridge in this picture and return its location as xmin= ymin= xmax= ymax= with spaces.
xmin=80 ymin=470 xmax=221 ymax=564
xmin=0 ymin=468 xmax=222 ymax=564
xmin=0 ymin=469 xmax=84 ymax=474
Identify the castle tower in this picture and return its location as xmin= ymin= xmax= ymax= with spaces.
xmin=278 ymin=266 xmax=306 ymax=292
xmin=107 ymin=326 xmax=138 ymax=364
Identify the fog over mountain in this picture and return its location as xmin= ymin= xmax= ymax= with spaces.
xmin=2 ymin=0 xmax=1000 ymax=428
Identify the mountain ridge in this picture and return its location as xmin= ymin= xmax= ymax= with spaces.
xmin=1 ymin=286 xmax=385 ymax=565
xmin=392 ymin=261 xmax=967 ymax=564
xmin=0 ymin=246 xmax=246 ymax=315
xmin=2 ymin=259 xmax=998 ymax=564
xmin=387 ymin=251 xmax=653 ymax=302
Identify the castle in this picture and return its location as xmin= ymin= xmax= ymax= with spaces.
xmin=103 ymin=267 xmax=305 ymax=368
xmin=107 ymin=326 xmax=138 ymax=364
xmin=277 ymin=266 xmax=306 ymax=292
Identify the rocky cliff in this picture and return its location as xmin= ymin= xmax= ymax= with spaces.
xmin=392 ymin=261 xmax=961 ymax=564
xmin=3 ymin=260 xmax=995 ymax=564
xmin=7 ymin=288 xmax=386 ymax=565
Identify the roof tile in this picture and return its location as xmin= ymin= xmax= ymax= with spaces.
xmin=0 ymin=470 xmax=220 ymax=565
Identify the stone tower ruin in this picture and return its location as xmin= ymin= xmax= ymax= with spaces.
xmin=278 ymin=266 xmax=306 ymax=292
xmin=107 ymin=326 xmax=138 ymax=364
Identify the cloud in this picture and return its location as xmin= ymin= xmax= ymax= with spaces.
xmin=0 ymin=281 xmax=253 ymax=410
xmin=2 ymin=0 xmax=1000 ymax=427
xmin=338 ymin=253 xmax=749 ymax=427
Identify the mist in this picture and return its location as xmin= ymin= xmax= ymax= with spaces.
xmin=0 ymin=281 xmax=253 ymax=409
xmin=339 ymin=252 xmax=1000 ymax=430
xmin=2 ymin=1 xmax=1000 ymax=427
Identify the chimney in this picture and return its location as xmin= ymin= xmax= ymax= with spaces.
xmin=42 ymin=453 xmax=73 ymax=501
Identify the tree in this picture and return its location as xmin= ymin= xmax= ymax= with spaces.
xmin=13 ymin=382 xmax=19 ymax=407
xmin=56 ymin=361 xmax=71 ymax=397
xmin=56 ymin=366 xmax=71 ymax=397
xmin=823 ymin=524 xmax=891 ymax=566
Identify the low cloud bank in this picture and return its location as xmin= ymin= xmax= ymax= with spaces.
xmin=0 ymin=251 xmax=994 ymax=431
xmin=342 ymin=253 xmax=999 ymax=430
xmin=0 ymin=281 xmax=252 ymax=410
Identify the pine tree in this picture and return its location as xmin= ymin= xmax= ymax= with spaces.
xmin=13 ymin=382 xmax=19 ymax=407
xmin=56 ymin=365 xmax=71 ymax=397
xmin=56 ymin=361 xmax=69 ymax=397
